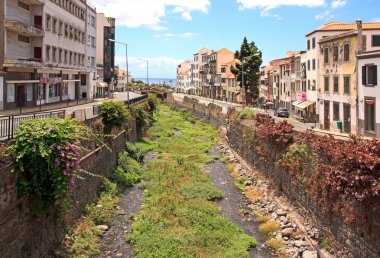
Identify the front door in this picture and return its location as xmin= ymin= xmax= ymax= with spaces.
xmin=343 ymin=104 xmax=351 ymax=134
xmin=324 ymin=101 xmax=330 ymax=130
xmin=16 ymin=85 xmax=26 ymax=107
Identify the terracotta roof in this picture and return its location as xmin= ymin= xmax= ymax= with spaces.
xmin=308 ymin=21 xmax=380 ymax=35
xmin=217 ymin=48 xmax=234 ymax=54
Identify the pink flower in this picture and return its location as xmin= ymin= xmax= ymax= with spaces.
xmin=57 ymin=145 xmax=62 ymax=150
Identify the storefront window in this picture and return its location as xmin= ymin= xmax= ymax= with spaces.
xmin=63 ymin=82 xmax=69 ymax=95
xmin=7 ymin=84 xmax=15 ymax=103
xmin=27 ymin=84 xmax=33 ymax=101
xmin=49 ymin=84 xmax=60 ymax=97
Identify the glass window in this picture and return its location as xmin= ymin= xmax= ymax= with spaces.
xmin=324 ymin=48 xmax=329 ymax=64
xmin=324 ymin=76 xmax=329 ymax=92
xmin=365 ymin=98 xmax=376 ymax=131
xmin=363 ymin=65 xmax=378 ymax=86
xmin=312 ymin=37 xmax=316 ymax=49
xmin=344 ymin=44 xmax=350 ymax=61
xmin=333 ymin=46 xmax=339 ymax=62
xmin=344 ymin=76 xmax=350 ymax=94
xmin=312 ymin=59 xmax=316 ymax=70
xmin=7 ymin=84 xmax=15 ymax=103
xmin=307 ymin=39 xmax=310 ymax=50
xmin=372 ymin=35 xmax=380 ymax=47
xmin=27 ymin=84 xmax=33 ymax=101
xmin=333 ymin=76 xmax=339 ymax=93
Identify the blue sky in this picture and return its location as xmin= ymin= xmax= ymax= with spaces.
xmin=92 ymin=0 xmax=380 ymax=79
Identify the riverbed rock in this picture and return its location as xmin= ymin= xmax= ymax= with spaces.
xmin=276 ymin=209 xmax=287 ymax=216
xmin=302 ymin=250 xmax=318 ymax=258
xmin=96 ymin=225 xmax=109 ymax=231
xmin=294 ymin=240 xmax=309 ymax=247
xmin=281 ymin=228 xmax=294 ymax=237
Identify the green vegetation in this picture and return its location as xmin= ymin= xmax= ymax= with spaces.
xmin=131 ymin=105 xmax=255 ymax=257
xmin=147 ymin=94 xmax=160 ymax=112
xmin=232 ymin=108 xmax=256 ymax=120
xmin=234 ymin=175 xmax=248 ymax=191
xmin=100 ymin=101 xmax=131 ymax=133
xmin=256 ymin=215 xmax=271 ymax=223
xmin=68 ymin=179 xmax=119 ymax=257
xmin=9 ymin=118 xmax=96 ymax=213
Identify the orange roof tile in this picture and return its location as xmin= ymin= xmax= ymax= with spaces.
xmin=309 ymin=21 xmax=380 ymax=35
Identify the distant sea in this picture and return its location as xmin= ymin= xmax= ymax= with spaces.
xmin=134 ymin=78 xmax=177 ymax=87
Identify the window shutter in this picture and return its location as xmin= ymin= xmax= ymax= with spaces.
xmin=362 ymin=66 xmax=367 ymax=85
xmin=374 ymin=65 xmax=378 ymax=86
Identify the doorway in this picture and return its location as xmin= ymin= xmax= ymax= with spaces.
xmin=324 ymin=101 xmax=330 ymax=130
xmin=16 ymin=85 xmax=26 ymax=107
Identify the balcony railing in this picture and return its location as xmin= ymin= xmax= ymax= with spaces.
xmin=4 ymin=16 xmax=44 ymax=36
xmin=4 ymin=55 xmax=43 ymax=68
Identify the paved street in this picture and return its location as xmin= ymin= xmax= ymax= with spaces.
xmin=172 ymin=93 xmax=316 ymax=131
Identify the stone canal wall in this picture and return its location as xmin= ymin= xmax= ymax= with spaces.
xmin=166 ymin=93 xmax=380 ymax=258
xmin=0 ymin=119 xmax=138 ymax=258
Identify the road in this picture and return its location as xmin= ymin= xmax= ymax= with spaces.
xmin=172 ymin=93 xmax=316 ymax=131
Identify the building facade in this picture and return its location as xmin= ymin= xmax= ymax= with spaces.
xmin=85 ymin=1 xmax=97 ymax=99
xmin=191 ymin=48 xmax=211 ymax=96
xmin=176 ymin=61 xmax=191 ymax=93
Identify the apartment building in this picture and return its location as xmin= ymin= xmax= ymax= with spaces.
xmin=191 ymin=48 xmax=211 ymax=96
xmin=116 ymin=68 xmax=132 ymax=92
xmin=176 ymin=61 xmax=191 ymax=93
xmin=203 ymin=48 xmax=235 ymax=100
xmin=85 ymin=2 xmax=96 ymax=99
xmin=0 ymin=0 xmax=97 ymax=111
xmin=95 ymin=13 xmax=114 ymax=97
xmin=220 ymin=59 xmax=240 ymax=103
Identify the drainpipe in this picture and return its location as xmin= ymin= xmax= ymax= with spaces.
xmin=356 ymin=19 xmax=363 ymax=136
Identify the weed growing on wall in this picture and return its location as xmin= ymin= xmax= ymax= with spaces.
xmin=100 ymin=101 xmax=131 ymax=133
xmin=9 ymin=118 xmax=96 ymax=213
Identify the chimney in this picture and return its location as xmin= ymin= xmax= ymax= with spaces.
xmin=356 ymin=19 xmax=362 ymax=29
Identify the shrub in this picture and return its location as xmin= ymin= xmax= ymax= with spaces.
xmin=125 ymin=142 xmax=145 ymax=162
xmin=232 ymin=108 xmax=256 ymax=120
xmin=100 ymin=101 xmax=131 ymax=133
xmin=259 ymin=221 xmax=280 ymax=235
xmin=147 ymin=94 xmax=160 ymax=112
xmin=265 ymin=238 xmax=284 ymax=250
xmin=69 ymin=218 xmax=101 ymax=257
xmin=256 ymin=215 xmax=271 ymax=223
xmin=9 ymin=118 xmax=93 ymax=213
xmin=132 ymin=105 xmax=150 ymax=131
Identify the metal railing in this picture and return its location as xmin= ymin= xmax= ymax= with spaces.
xmin=0 ymin=110 xmax=65 ymax=140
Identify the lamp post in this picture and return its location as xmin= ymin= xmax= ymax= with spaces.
xmin=108 ymin=39 xmax=129 ymax=106
xmin=138 ymin=58 xmax=149 ymax=87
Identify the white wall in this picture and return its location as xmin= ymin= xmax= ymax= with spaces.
xmin=362 ymin=30 xmax=380 ymax=52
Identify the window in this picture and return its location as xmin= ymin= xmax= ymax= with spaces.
xmin=307 ymin=60 xmax=310 ymax=70
xmin=91 ymin=57 xmax=95 ymax=66
xmin=307 ymin=39 xmax=310 ymax=50
xmin=87 ymin=35 xmax=90 ymax=45
xmin=308 ymin=80 xmax=310 ymax=90
xmin=7 ymin=84 xmax=15 ymax=103
xmin=64 ymin=24 xmax=69 ymax=37
xmin=91 ymin=36 xmax=95 ymax=47
xmin=312 ymin=80 xmax=316 ymax=90
xmin=365 ymin=97 xmax=376 ymax=131
xmin=324 ymin=48 xmax=329 ymax=64
xmin=46 ymin=45 xmax=50 ymax=61
xmin=52 ymin=47 xmax=57 ymax=62
xmin=312 ymin=37 xmax=316 ymax=49
xmin=343 ymin=44 xmax=350 ymax=61
xmin=344 ymin=75 xmax=350 ymax=94
xmin=333 ymin=76 xmax=339 ymax=93
xmin=324 ymin=76 xmax=329 ymax=92
xmin=333 ymin=45 xmax=339 ymax=62
xmin=221 ymin=78 xmax=226 ymax=83
xmin=372 ymin=35 xmax=380 ymax=47
xmin=59 ymin=49 xmax=62 ymax=62
xmin=312 ymin=59 xmax=316 ymax=70
xmin=333 ymin=102 xmax=340 ymax=121
xmin=69 ymin=52 xmax=72 ymax=64
xmin=81 ymin=75 xmax=86 ymax=86
xmin=52 ymin=18 xmax=57 ymax=33
xmin=45 ymin=15 xmax=51 ymax=30
xmin=58 ymin=21 xmax=63 ymax=35
xmin=91 ymin=15 xmax=95 ymax=27
xmin=362 ymin=64 xmax=378 ymax=86
xmin=27 ymin=84 xmax=33 ymax=102
xmin=18 ymin=35 xmax=30 ymax=43
xmin=221 ymin=67 xmax=226 ymax=73
xmin=18 ymin=1 xmax=30 ymax=11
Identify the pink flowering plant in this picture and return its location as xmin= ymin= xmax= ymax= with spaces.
xmin=10 ymin=118 xmax=93 ymax=213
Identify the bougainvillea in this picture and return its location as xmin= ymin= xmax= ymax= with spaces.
xmin=255 ymin=113 xmax=294 ymax=145
xmin=9 ymin=118 xmax=95 ymax=213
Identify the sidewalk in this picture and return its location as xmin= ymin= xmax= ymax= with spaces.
xmin=0 ymin=99 xmax=95 ymax=116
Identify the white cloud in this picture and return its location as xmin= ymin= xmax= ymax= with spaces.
xmin=331 ymin=0 xmax=346 ymax=9
xmin=237 ymin=0 xmax=325 ymax=12
xmin=115 ymin=55 xmax=184 ymax=78
xmin=153 ymin=32 xmax=198 ymax=39
xmin=92 ymin=0 xmax=210 ymax=29
xmin=315 ymin=10 xmax=334 ymax=20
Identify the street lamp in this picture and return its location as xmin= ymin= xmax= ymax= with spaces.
xmin=138 ymin=58 xmax=149 ymax=87
xmin=108 ymin=39 xmax=129 ymax=106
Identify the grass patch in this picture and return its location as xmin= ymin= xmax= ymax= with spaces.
xmin=69 ymin=217 xmax=102 ymax=257
xmin=227 ymin=163 xmax=236 ymax=173
xmin=259 ymin=221 xmax=280 ymax=235
xmin=244 ymin=186 xmax=263 ymax=203
xmin=265 ymin=238 xmax=284 ymax=250
xmin=234 ymin=175 xmax=248 ymax=191
xmin=256 ymin=215 xmax=271 ymax=223
xmin=131 ymin=105 xmax=255 ymax=257
xmin=220 ymin=156 xmax=230 ymax=164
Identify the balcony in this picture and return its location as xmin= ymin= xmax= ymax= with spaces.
xmin=4 ymin=16 xmax=44 ymax=37
xmin=4 ymin=55 xmax=43 ymax=68
xmin=24 ymin=0 xmax=45 ymax=4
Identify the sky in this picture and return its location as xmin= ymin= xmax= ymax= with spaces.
xmin=91 ymin=0 xmax=380 ymax=79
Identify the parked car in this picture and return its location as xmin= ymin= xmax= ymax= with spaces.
xmin=274 ymin=108 xmax=289 ymax=118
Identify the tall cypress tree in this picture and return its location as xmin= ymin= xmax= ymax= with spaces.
xmin=231 ymin=37 xmax=262 ymax=105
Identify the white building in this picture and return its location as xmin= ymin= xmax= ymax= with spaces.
xmin=176 ymin=61 xmax=191 ymax=93
xmin=85 ymin=2 xmax=97 ymax=99
xmin=0 ymin=0 xmax=94 ymax=110
xmin=191 ymin=48 xmax=211 ymax=96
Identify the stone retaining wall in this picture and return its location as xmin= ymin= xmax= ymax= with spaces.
xmin=0 ymin=119 xmax=138 ymax=258
xmin=166 ymin=93 xmax=380 ymax=258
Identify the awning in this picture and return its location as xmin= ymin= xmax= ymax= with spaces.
xmin=96 ymin=82 xmax=108 ymax=88
xmin=292 ymin=100 xmax=304 ymax=106
xmin=295 ymin=100 xmax=314 ymax=109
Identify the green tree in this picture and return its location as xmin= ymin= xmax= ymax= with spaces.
xmin=231 ymin=37 xmax=262 ymax=105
